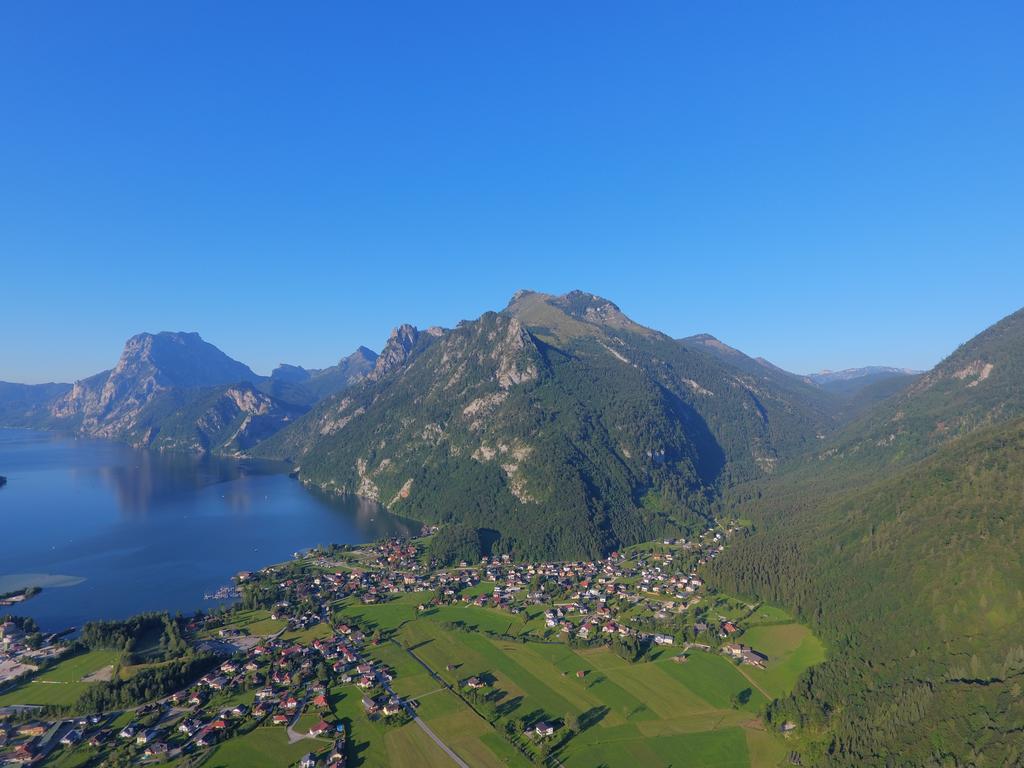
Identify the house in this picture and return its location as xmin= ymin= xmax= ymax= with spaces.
xmin=361 ymin=696 xmax=379 ymax=714
xmin=654 ymin=633 xmax=674 ymax=646
xmin=534 ymin=721 xmax=555 ymax=737
xmin=118 ymin=724 xmax=137 ymax=739
xmin=329 ymin=737 xmax=348 ymax=764
xmin=144 ymin=742 xmax=169 ymax=757
xmin=60 ymin=729 xmax=82 ymax=746
xmin=301 ymin=753 xmax=317 ymax=768
xmin=195 ymin=727 xmax=218 ymax=747
xmin=137 ymin=728 xmax=160 ymax=745
xmin=309 ymin=720 xmax=331 ymax=736
xmin=313 ymin=693 xmax=329 ymax=709
xmin=178 ymin=719 xmax=201 ymax=736
xmin=465 ymin=676 xmax=485 ymax=689
xmin=382 ymin=697 xmax=402 ymax=716
xmin=272 ymin=714 xmax=290 ymax=725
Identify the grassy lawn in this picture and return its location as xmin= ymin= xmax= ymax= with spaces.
xmin=0 ymin=649 xmax=119 ymax=707
xmin=563 ymin=726 xmax=751 ymax=768
xmin=38 ymin=650 xmax=119 ymax=682
xmin=738 ymin=623 xmax=826 ymax=699
xmin=656 ymin=651 xmax=767 ymax=712
xmin=281 ymin=622 xmax=335 ymax=645
xmin=205 ymin=725 xmax=328 ymax=768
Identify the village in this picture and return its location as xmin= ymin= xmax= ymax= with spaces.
xmin=0 ymin=521 xmax=789 ymax=768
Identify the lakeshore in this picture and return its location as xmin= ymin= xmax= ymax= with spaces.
xmin=0 ymin=429 xmax=415 ymax=631
xmin=0 ymin=525 xmax=823 ymax=768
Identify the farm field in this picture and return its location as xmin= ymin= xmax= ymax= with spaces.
xmin=323 ymin=595 xmax=822 ymax=768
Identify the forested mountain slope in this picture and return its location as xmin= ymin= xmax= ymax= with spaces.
xmin=712 ymin=418 xmax=1024 ymax=766
xmin=709 ymin=305 xmax=1024 ymax=766
xmin=822 ymin=306 xmax=1024 ymax=468
xmin=256 ymin=291 xmax=843 ymax=559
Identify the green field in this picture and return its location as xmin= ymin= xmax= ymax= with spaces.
xmin=0 ymin=649 xmax=119 ymax=706
xmin=737 ymin=623 xmax=826 ymax=699
xmin=340 ymin=596 xmax=819 ymax=768
xmin=205 ymin=726 xmax=329 ymax=768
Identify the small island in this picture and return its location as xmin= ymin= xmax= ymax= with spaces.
xmin=0 ymin=586 xmax=41 ymax=606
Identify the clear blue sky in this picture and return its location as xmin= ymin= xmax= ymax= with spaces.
xmin=2 ymin=2 xmax=1022 ymax=383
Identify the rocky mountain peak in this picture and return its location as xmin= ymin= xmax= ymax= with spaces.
xmin=367 ymin=324 xmax=430 ymax=381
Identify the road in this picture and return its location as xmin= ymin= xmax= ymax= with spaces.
xmin=285 ymin=695 xmax=311 ymax=743
xmin=382 ymin=642 xmax=470 ymax=768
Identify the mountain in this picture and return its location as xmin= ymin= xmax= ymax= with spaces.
xmin=677 ymin=333 xmax=840 ymax=429
xmin=820 ymin=306 xmax=1024 ymax=469
xmin=678 ymin=336 xmax=922 ymax=425
xmin=121 ymin=382 xmax=307 ymax=454
xmin=807 ymin=365 xmax=919 ymax=386
xmin=0 ymin=332 xmax=379 ymax=453
xmin=709 ymin=305 xmax=1024 ymax=765
xmin=261 ymin=346 xmax=378 ymax=405
xmin=48 ymin=331 xmax=260 ymax=437
xmin=255 ymin=290 xmax=843 ymax=559
xmin=0 ymin=380 xmax=72 ymax=426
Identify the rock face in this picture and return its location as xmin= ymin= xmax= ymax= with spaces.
xmin=367 ymin=325 xmax=442 ymax=382
xmin=124 ymin=382 xmax=307 ymax=455
xmin=0 ymin=331 xmax=379 ymax=456
xmin=50 ymin=332 xmax=259 ymax=438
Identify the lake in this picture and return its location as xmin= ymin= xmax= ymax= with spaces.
xmin=0 ymin=428 xmax=416 ymax=630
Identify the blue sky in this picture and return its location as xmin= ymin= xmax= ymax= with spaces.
xmin=2 ymin=2 xmax=1022 ymax=383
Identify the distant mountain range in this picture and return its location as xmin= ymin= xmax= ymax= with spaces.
xmin=0 ymin=331 xmax=375 ymax=456
xmin=1 ymin=290 xmax=920 ymax=557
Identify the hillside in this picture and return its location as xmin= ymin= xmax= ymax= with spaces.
xmin=711 ymin=417 xmax=1024 ymax=765
xmin=120 ymin=382 xmax=308 ymax=454
xmin=820 ymin=306 xmax=1024 ymax=469
xmin=708 ymin=305 xmax=1024 ymax=765
xmin=256 ymin=291 xmax=844 ymax=559
xmin=260 ymin=346 xmax=378 ymax=405
xmin=0 ymin=380 xmax=72 ymax=426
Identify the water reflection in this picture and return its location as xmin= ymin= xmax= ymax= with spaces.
xmin=0 ymin=429 xmax=417 ymax=629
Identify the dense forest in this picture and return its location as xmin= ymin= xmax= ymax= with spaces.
xmin=710 ymin=418 xmax=1024 ymax=765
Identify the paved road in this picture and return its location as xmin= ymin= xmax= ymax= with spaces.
xmin=382 ymin=642 xmax=469 ymax=768
xmin=285 ymin=696 xmax=311 ymax=743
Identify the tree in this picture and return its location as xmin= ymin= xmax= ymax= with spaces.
xmin=565 ymin=711 xmax=579 ymax=735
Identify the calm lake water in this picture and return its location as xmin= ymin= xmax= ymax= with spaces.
xmin=0 ymin=428 xmax=415 ymax=631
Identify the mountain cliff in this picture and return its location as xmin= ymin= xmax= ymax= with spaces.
xmin=0 ymin=332 xmax=377 ymax=453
